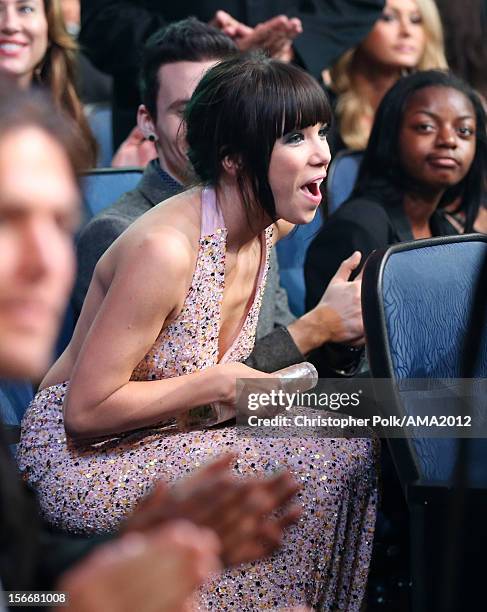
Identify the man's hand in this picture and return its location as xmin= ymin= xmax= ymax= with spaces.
xmin=211 ymin=11 xmax=302 ymax=62
xmin=210 ymin=9 xmax=254 ymax=40
xmin=122 ymin=453 xmax=301 ymax=566
xmin=111 ymin=126 xmax=158 ymax=168
xmin=288 ymin=252 xmax=364 ymax=355
xmin=315 ymin=251 xmax=364 ymax=345
xmin=58 ymin=521 xmax=221 ymax=612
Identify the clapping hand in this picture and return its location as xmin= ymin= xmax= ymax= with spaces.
xmin=123 ymin=453 xmax=301 ymax=565
xmin=211 ymin=11 xmax=302 ymax=62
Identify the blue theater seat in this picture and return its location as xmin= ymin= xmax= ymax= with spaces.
xmin=363 ymin=234 xmax=487 ymax=486
xmin=326 ymin=149 xmax=363 ymax=215
xmin=80 ymin=167 xmax=143 ymax=220
xmin=54 ymin=168 xmax=144 ymax=360
xmin=362 ymin=234 xmax=487 ymax=610
xmin=86 ymin=103 xmax=114 ymax=168
xmin=276 ymin=207 xmax=323 ymax=316
xmin=0 ymin=380 xmax=34 ymax=445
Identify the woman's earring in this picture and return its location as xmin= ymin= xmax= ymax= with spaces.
xmin=148 ymin=134 xmax=157 ymax=142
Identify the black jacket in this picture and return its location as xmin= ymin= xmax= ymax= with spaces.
xmin=305 ymin=195 xmax=459 ymax=311
xmin=0 ymin=425 xmax=106 ymax=597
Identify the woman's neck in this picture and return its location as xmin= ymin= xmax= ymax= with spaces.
xmin=403 ymin=188 xmax=445 ymax=239
xmin=3 ymin=71 xmax=32 ymax=91
xmin=215 ymin=176 xmax=271 ymax=251
xmin=352 ymin=53 xmax=402 ymax=112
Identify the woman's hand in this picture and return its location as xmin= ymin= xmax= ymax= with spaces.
xmin=213 ymin=362 xmax=274 ymax=406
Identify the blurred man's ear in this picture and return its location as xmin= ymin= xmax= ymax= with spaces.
xmin=137 ymin=105 xmax=158 ymax=142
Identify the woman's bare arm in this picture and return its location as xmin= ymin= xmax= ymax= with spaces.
xmin=64 ymin=226 xmax=234 ymax=439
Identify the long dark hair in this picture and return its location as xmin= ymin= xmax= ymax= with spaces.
xmin=186 ymin=52 xmax=332 ymax=223
xmin=353 ymin=70 xmax=487 ymax=231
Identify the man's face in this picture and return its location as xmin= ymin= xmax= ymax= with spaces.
xmin=153 ymin=59 xmax=218 ymax=184
xmin=0 ymin=126 xmax=79 ymax=379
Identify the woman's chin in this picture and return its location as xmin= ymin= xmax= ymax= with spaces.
xmin=297 ymin=207 xmax=319 ymax=225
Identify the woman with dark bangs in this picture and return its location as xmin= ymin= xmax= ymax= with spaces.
xmin=18 ymin=54 xmax=378 ymax=610
xmin=306 ymin=69 xmax=487 ymax=310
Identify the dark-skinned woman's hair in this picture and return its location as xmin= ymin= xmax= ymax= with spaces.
xmin=353 ymin=70 xmax=487 ymax=232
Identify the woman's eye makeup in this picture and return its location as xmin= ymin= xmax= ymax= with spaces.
xmin=380 ymin=11 xmax=422 ymax=24
xmin=283 ymin=131 xmax=304 ymax=144
xmin=410 ymin=114 xmax=476 ymax=137
xmin=18 ymin=3 xmax=36 ymax=14
xmin=457 ymin=125 xmax=475 ymax=137
xmin=412 ymin=122 xmax=435 ymax=133
xmin=318 ymin=125 xmax=329 ymax=138
xmin=283 ymin=124 xmax=329 ymax=144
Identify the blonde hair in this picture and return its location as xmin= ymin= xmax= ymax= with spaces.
xmin=36 ymin=0 xmax=97 ymax=165
xmin=330 ymin=0 xmax=448 ymax=150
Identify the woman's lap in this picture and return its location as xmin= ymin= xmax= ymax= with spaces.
xmin=18 ymin=383 xmax=378 ymax=609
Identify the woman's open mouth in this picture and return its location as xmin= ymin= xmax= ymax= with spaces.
xmin=299 ymin=179 xmax=324 ymax=204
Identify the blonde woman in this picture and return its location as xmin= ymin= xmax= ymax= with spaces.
xmin=329 ymin=0 xmax=447 ymax=151
xmin=0 ymin=0 xmax=97 ymax=163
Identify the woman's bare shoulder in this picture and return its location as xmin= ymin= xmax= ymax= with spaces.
xmin=98 ymin=188 xmax=203 ymax=283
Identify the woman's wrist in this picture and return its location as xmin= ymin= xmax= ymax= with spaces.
xmin=193 ymin=365 xmax=233 ymax=405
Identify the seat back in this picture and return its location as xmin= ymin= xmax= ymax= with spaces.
xmin=81 ymin=167 xmax=143 ymax=220
xmin=86 ymin=103 xmax=114 ymax=168
xmin=276 ymin=207 xmax=323 ymax=316
xmin=362 ymin=234 xmax=487 ymax=486
xmin=0 ymin=380 xmax=34 ymax=444
xmin=55 ymin=168 xmax=144 ymax=358
xmin=326 ymin=150 xmax=363 ymax=215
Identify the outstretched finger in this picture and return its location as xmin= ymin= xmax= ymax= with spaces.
xmin=211 ymin=9 xmax=234 ymax=28
xmin=261 ymin=471 xmax=301 ymax=506
xmin=276 ymin=504 xmax=303 ymax=530
xmin=193 ymin=452 xmax=237 ymax=476
xmin=289 ymin=17 xmax=303 ymax=33
xmin=173 ymin=453 xmax=237 ymax=495
xmin=354 ymin=266 xmax=365 ymax=282
xmin=329 ymin=251 xmax=362 ymax=283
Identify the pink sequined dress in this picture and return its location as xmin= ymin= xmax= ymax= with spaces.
xmin=18 ymin=187 xmax=378 ymax=611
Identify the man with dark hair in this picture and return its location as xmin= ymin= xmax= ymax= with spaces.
xmin=137 ymin=17 xmax=238 ymax=185
xmin=74 ymin=18 xmax=365 ymax=376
